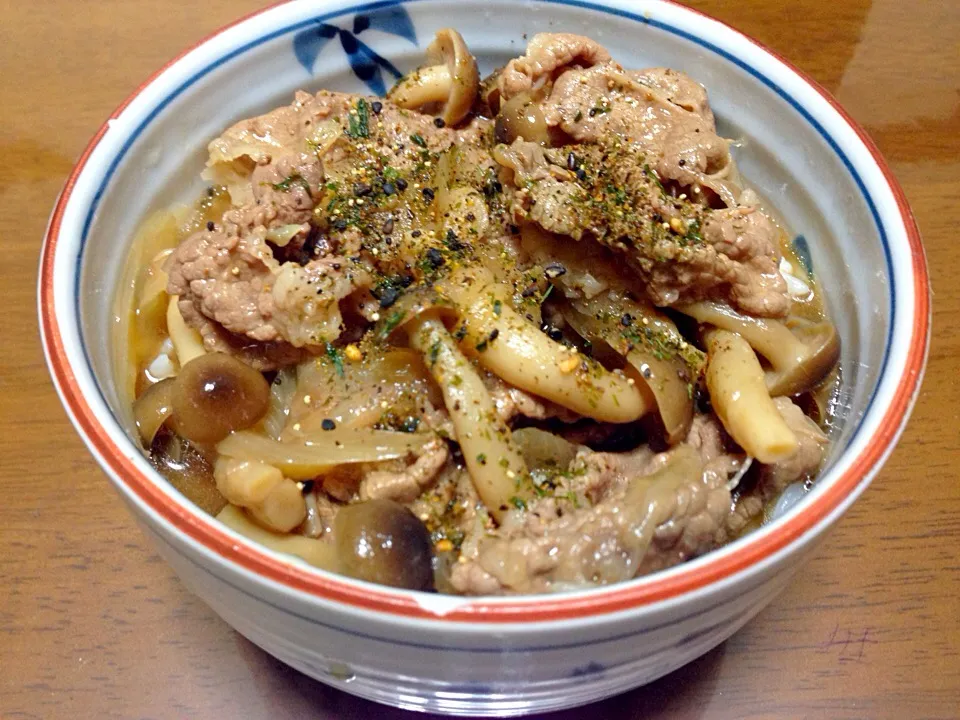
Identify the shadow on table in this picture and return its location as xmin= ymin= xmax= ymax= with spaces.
xmin=235 ymin=633 xmax=726 ymax=720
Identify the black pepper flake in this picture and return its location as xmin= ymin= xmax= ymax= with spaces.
xmin=321 ymin=418 xmax=336 ymax=431
xmin=589 ymin=108 xmax=599 ymax=117
xmin=445 ymin=228 xmax=466 ymax=251
xmin=566 ymin=152 xmax=577 ymax=171
xmin=542 ymin=324 xmax=563 ymax=341
xmin=488 ymin=328 xmax=499 ymax=341
xmin=206 ymin=187 xmax=215 ymax=197
xmin=433 ymin=117 xmax=446 ymax=128
xmin=621 ymin=313 xmax=633 ymax=327
xmin=483 ymin=177 xmax=503 ymax=197
xmin=206 ymin=220 xmax=215 ymax=231
xmin=382 ymin=217 xmax=395 ymax=235
xmin=399 ymin=274 xmax=414 ymax=287
xmin=300 ymin=480 xmax=315 ymax=495
xmin=331 ymin=262 xmax=342 ymax=270
xmin=576 ymin=168 xmax=587 ymax=181
xmin=333 ymin=218 xmax=348 ymax=231
xmin=377 ymin=285 xmax=401 ymax=308
xmin=382 ymin=181 xmax=396 ymax=196
xmin=508 ymin=224 xmax=520 ymax=235
xmin=425 ymin=247 xmax=444 ymax=268
xmin=396 ymin=178 xmax=408 ymax=191
xmin=411 ymin=229 xmax=422 ymax=238
xmin=371 ymin=101 xmax=383 ymax=115
xmin=678 ymin=159 xmax=686 ymax=166
xmin=544 ymin=262 xmax=567 ymax=279
xmin=354 ymin=182 xmax=372 ymax=197
xmin=422 ymin=187 xmax=435 ymax=201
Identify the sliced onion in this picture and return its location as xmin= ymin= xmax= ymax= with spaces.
xmin=263 ymin=367 xmax=297 ymax=440
xmin=217 ymin=504 xmax=339 ymax=571
xmin=217 ymin=429 xmax=433 ymax=480
xmin=513 ymin=427 xmax=579 ymax=471
xmin=133 ymin=378 xmax=175 ymax=446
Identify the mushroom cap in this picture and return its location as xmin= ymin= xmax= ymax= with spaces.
xmin=766 ymin=320 xmax=840 ymax=397
xmin=428 ymin=28 xmax=479 ymax=125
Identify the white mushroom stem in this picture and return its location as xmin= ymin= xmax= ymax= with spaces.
xmin=390 ymin=64 xmax=453 ymax=109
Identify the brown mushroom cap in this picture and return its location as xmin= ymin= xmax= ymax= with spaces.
xmin=765 ymin=320 xmax=840 ymax=397
xmin=387 ymin=28 xmax=479 ymax=125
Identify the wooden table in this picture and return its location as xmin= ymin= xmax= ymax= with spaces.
xmin=3 ymin=1 xmax=958 ymax=717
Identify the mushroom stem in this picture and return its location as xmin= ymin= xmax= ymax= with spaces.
xmin=679 ymin=301 xmax=804 ymax=369
xmin=389 ymin=64 xmax=453 ymax=110
xmin=679 ymin=301 xmax=839 ymax=397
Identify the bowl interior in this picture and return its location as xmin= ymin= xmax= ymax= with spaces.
xmin=61 ymin=0 xmax=903 ymax=591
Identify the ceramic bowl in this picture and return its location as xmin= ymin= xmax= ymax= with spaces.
xmin=39 ymin=0 xmax=929 ymax=715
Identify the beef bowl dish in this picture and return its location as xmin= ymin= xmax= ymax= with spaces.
xmin=41 ymin=0 xmax=928 ymax=714
xmin=122 ymin=30 xmax=841 ymax=596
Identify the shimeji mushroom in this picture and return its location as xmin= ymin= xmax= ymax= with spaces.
xmin=388 ymin=28 xmax=479 ymax=126
xmin=680 ymin=301 xmax=840 ymax=397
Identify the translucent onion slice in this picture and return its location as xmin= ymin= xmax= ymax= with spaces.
xmin=133 ymin=377 xmax=175 ymax=446
xmin=263 ymin=367 xmax=297 ymax=440
xmin=217 ymin=505 xmax=339 ymax=571
xmin=217 ymin=429 xmax=432 ymax=480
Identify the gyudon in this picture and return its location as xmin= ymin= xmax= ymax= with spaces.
xmin=119 ymin=31 xmax=839 ymax=595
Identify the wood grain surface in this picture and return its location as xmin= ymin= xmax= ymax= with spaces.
xmin=2 ymin=1 xmax=957 ymax=718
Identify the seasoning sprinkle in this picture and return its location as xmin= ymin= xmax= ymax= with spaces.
xmin=559 ymin=355 xmax=580 ymax=373
xmin=321 ymin=418 xmax=336 ymax=431
xmin=206 ymin=220 xmax=215 ymax=231
xmin=544 ymin=262 xmax=567 ymax=279
xmin=433 ymin=117 xmax=446 ymax=128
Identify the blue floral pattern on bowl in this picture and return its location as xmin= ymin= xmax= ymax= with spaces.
xmin=293 ymin=5 xmax=418 ymax=95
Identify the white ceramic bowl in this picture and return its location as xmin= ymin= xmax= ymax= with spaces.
xmin=40 ymin=0 xmax=930 ymax=715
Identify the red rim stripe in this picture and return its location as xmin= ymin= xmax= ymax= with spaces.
xmin=39 ymin=0 xmax=930 ymax=623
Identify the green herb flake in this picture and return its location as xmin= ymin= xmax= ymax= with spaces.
xmin=476 ymin=453 xmax=487 ymax=465
xmin=325 ymin=342 xmax=344 ymax=377
xmin=428 ymin=340 xmax=441 ymax=366
xmin=509 ymin=496 xmax=527 ymax=510
xmin=492 ymin=299 xmax=502 ymax=317
xmin=379 ymin=310 xmax=406 ymax=338
xmin=410 ymin=133 xmax=428 ymax=148
xmin=345 ymin=98 xmax=370 ymax=139
xmin=272 ymin=174 xmax=311 ymax=193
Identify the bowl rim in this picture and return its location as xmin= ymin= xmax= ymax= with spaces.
xmin=39 ymin=0 xmax=930 ymax=623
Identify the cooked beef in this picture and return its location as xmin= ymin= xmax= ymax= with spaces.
xmin=450 ymin=415 xmax=747 ymax=595
xmin=167 ymin=227 xmax=370 ymax=348
xmin=724 ymin=397 xmax=828 ymax=539
xmin=498 ymin=33 xmax=612 ymax=99
xmin=360 ymin=439 xmax=450 ymax=502
xmin=498 ymin=135 xmax=787 ymax=316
